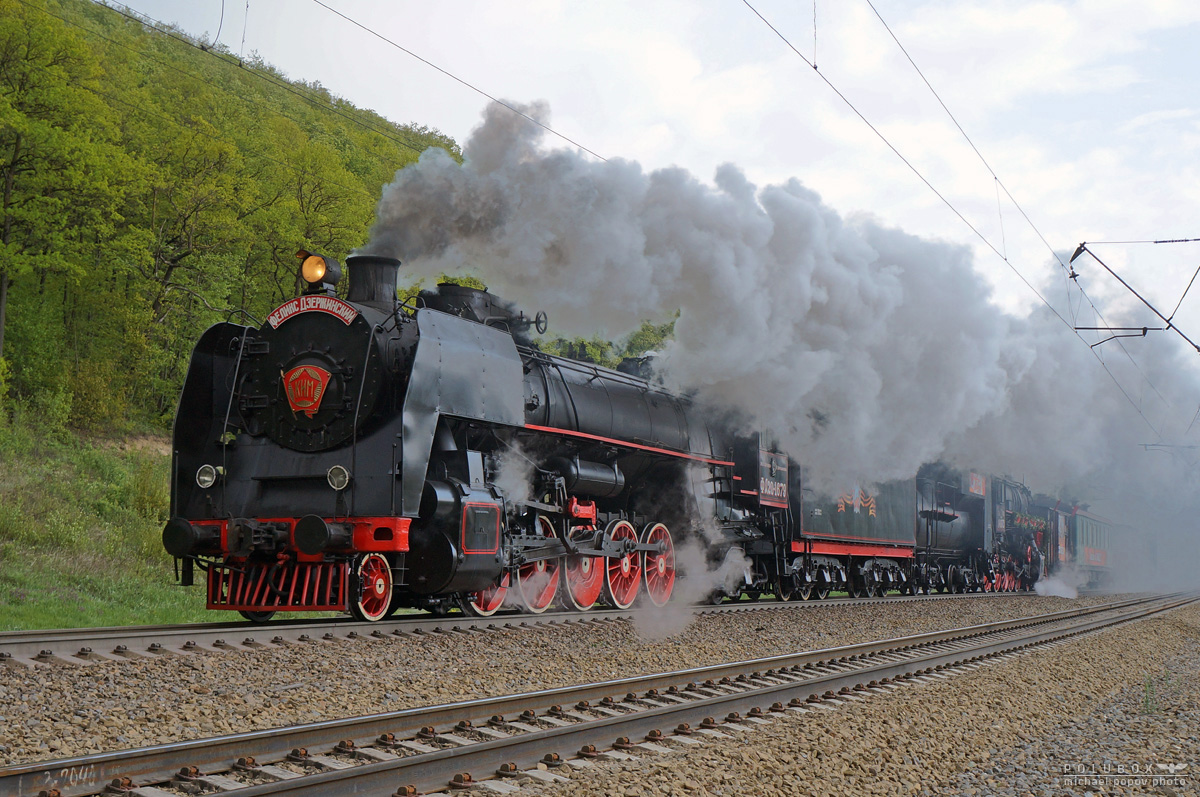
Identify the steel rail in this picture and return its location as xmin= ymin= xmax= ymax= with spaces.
xmin=2 ymin=593 xmax=1185 ymax=797
xmin=226 ymin=588 xmax=1200 ymax=792
xmin=218 ymin=593 xmax=1198 ymax=797
xmin=0 ymin=590 xmax=1032 ymax=663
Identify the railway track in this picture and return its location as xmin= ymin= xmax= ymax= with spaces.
xmin=0 ymin=590 xmax=1030 ymax=666
xmin=5 ymin=592 xmax=1188 ymax=797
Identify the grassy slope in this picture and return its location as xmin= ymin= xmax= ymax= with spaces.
xmin=0 ymin=417 xmax=229 ymax=630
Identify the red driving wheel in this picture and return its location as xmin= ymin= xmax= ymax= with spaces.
xmin=516 ymin=516 xmax=561 ymax=613
xmin=463 ymin=572 xmax=510 ymax=617
xmin=350 ymin=553 xmax=393 ymax=622
xmin=561 ymin=526 xmax=604 ymax=611
xmin=603 ymin=519 xmax=641 ymax=609
xmin=641 ymin=522 xmax=675 ymax=607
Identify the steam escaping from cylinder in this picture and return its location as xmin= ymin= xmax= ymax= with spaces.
xmin=364 ymin=100 xmax=1200 ymax=590
xmin=629 ymin=525 xmax=752 ymax=640
xmin=1034 ymin=564 xmax=1085 ymax=599
xmin=492 ymin=445 xmax=537 ymax=512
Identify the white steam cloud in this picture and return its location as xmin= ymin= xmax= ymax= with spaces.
xmin=365 ymin=101 xmax=1200 ymax=591
xmin=1035 ymin=563 xmax=1085 ymax=599
xmin=493 ymin=445 xmax=537 ymax=511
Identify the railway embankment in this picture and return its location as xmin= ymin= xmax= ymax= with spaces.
xmin=0 ymin=594 xmax=1132 ymax=768
xmin=521 ymin=602 xmax=1200 ymax=797
xmin=0 ymin=421 xmax=205 ymax=631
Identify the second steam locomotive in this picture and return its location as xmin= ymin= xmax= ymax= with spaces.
xmin=163 ymin=253 xmax=1110 ymax=621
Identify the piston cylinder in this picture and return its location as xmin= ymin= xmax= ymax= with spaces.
xmin=406 ymin=480 xmax=505 ymax=594
xmin=546 ymin=457 xmax=625 ymax=498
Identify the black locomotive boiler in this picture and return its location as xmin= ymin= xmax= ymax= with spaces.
xmin=162 ymin=252 xmax=1085 ymax=621
xmin=165 ymin=252 xmax=763 ymax=620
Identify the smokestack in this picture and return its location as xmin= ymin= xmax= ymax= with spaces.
xmin=345 ymin=255 xmax=400 ymax=305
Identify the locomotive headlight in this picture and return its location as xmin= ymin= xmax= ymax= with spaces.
xmin=301 ymin=254 xmax=327 ymax=283
xmin=297 ymin=250 xmax=342 ymax=291
xmin=195 ymin=464 xmax=225 ymax=489
xmin=327 ymin=465 xmax=351 ymax=491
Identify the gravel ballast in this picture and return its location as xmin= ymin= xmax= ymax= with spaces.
xmin=520 ymin=602 xmax=1200 ymax=797
xmin=0 ymin=594 xmax=1142 ymax=766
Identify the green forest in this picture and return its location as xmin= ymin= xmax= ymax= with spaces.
xmin=0 ymin=0 xmax=463 ymax=627
xmin=0 ymin=0 xmax=460 ymax=434
xmin=0 ymin=0 xmax=674 ymax=628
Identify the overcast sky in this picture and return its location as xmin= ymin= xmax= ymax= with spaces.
xmin=120 ymin=0 xmax=1200 ymax=347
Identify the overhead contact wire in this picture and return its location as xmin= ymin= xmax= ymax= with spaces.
xmin=862 ymin=0 xmax=1174 ymax=427
xmin=309 ymin=0 xmax=608 ymax=162
xmin=860 ymin=0 xmax=1174 ymax=426
xmin=1087 ymin=238 xmax=1200 ymax=245
xmin=864 ymin=2 xmax=1073 ymax=277
xmin=102 ymin=1 xmax=429 ymax=155
xmin=1167 ymin=261 xmax=1200 ymax=323
xmin=740 ymin=1 xmax=1063 ymax=318
xmin=740 ymin=0 xmax=1161 ymax=437
xmin=740 ymin=0 xmax=1065 ymax=324
xmin=864 ymin=0 xmax=1176 ymax=425
xmin=1078 ymin=247 xmax=1200 ymax=353
xmin=213 ymin=0 xmax=225 ymax=46
xmin=239 ymin=0 xmax=249 ymax=59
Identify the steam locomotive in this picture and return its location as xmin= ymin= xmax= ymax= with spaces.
xmin=162 ymin=253 xmax=1102 ymax=621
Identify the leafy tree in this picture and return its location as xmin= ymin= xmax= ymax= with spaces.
xmin=0 ymin=0 xmax=461 ymax=429
xmin=619 ymin=317 xmax=676 ymax=358
xmin=541 ymin=335 xmax=619 ymax=367
xmin=0 ymin=0 xmax=142 ymax=366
